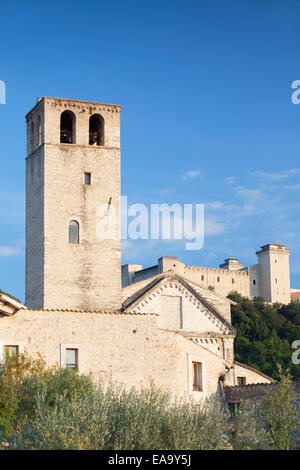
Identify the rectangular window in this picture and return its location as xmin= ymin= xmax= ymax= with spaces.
xmin=66 ymin=348 xmax=78 ymax=369
xmin=192 ymin=361 xmax=202 ymax=391
xmin=237 ymin=376 xmax=246 ymax=386
xmin=84 ymin=173 xmax=91 ymax=185
xmin=4 ymin=345 xmax=19 ymax=361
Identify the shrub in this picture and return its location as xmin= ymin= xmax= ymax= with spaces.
xmin=0 ymin=355 xmax=297 ymax=450
xmin=258 ymin=366 xmax=298 ymax=449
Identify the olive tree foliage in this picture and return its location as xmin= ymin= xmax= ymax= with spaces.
xmin=0 ymin=355 xmax=296 ymax=450
xmin=226 ymin=402 xmax=272 ymax=450
xmin=0 ymin=354 xmax=93 ymax=438
xmin=6 ymin=386 xmax=231 ymax=450
xmin=258 ymin=366 xmax=298 ymax=450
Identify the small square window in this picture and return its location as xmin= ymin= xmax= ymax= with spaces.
xmin=66 ymin=348 xmax=78 ymax=369
xmin=84 ymin=173 xmax=91 ymax=185
xmin=237 ymin=376 xmax=246 ymax=386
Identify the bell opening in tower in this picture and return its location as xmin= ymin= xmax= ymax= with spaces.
xmin=89 ymin=114 xmax=104 ymax=146
xmin=60 ymin=110 xmax=75 ymax=144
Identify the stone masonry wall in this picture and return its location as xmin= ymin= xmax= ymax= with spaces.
xmin=0 ymin=308 xmax=234 ymax=401
xmin=123 ymin=257 xmax=250 ymax=299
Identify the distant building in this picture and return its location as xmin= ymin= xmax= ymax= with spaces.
xmin=122 ymin=243 xmax=293 ymax=305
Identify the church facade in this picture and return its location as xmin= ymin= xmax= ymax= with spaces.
xmin=0 ymin=97 xmax=274 ymax=401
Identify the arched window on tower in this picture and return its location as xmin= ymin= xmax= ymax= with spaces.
xmin=89 ymin=114 xmax=104 ymax=146
xmin=30 ymin=122 xmax=34 ymax=150
xmin=37 ymin=115 xmax=41 ymax=146
xmin=60 ymin=110 xmax=76 ymax=144
xmin=69 ymin=220 xmax=79 ymax=244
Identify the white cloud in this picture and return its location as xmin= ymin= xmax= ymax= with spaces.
xmin=182 ymin=170 xmax=202 ymax=181
xmin=236 ymin=187 xmax=264 ymax=204
xmin=0 ymin=246 xmax=22 ymax=257
xmin=205 ymin=220 xmax=226 ymax=236
xmin=206 ymin=201 xmax=239 ymax=213
xmin=251 ymin=169 xmax=300 ymax=181
xmin=206 ymin=201 xmax=224 ymax=210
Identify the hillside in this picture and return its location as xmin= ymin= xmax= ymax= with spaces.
xmin=228 ymin=292 xmax=300 ymax=380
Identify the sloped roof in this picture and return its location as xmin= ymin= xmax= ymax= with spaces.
xmin=122 ymin=271 xmax=235 ymax=335
xmin=0 ymin=293 xmax=26 ymax=316
xmin=234 ymin=361 xmax=276 ymax=383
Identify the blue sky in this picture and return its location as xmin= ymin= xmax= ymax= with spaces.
xmin=1 ymin=0 xmax=300 ymax=302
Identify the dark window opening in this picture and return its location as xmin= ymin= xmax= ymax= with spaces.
xmin=84 ymin=173 xmax=91 ymax=185
xmin=69 ymin=220 xmax=79 ymax=244
xmin=89 ymin=114 xmax=104 ymax=146
xmin=237 ymin=376 xmax=246 ymax=386
xmin=253 ymin=279 xmax=256 ymax=285
xmin=60 ymin=110 xmax=75 ymax=144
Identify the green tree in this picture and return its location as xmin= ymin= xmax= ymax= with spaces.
xmin=0 ymin=374 xmax=17 ymax=436
xmin=227 ymin=402 xmax=272 ymax=450
xmin=258 ymin=366 xmax=298 ymax=449
xmin=227 ymin=293 xmax=300 ymax=380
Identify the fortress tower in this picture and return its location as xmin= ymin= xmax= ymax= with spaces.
xmin=25 ymin=97 xmax=121 ymax=310
xmin=255 ymin=243 xmax=291 ymax=304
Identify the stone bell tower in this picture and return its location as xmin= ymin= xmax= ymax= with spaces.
xmin=25 ymin=97 xmax=121 ymax=310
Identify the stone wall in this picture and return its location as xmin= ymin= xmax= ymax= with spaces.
xmin=123 ymin=256 xmax=250 ymax=299
xmin=0 ymin=308 xmax=235 ymax=401
xmin=26 ymin=146 xmax=45 ymax=309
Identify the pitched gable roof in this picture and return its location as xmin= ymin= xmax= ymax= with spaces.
xmin=122 ymin=271 xmax=235 ymax=335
